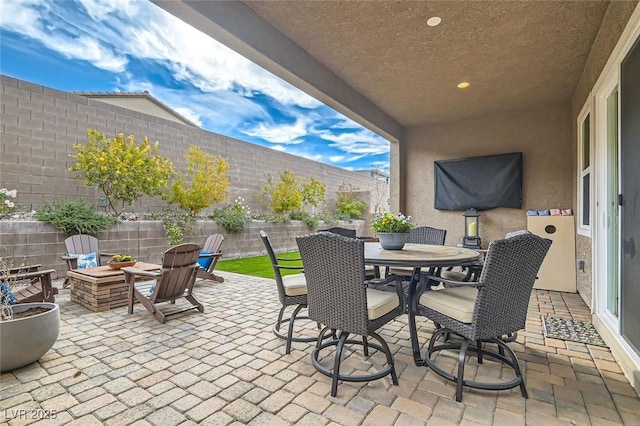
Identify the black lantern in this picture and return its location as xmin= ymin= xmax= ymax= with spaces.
xmin=462 ymin=208 xmax=481 ymax=249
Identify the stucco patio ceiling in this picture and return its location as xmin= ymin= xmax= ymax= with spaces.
xmin=155 ymin=1 xmax=609 ymax=139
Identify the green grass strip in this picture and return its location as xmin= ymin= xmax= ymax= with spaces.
xmin=215 ymin=251 xmax=302 ymax=279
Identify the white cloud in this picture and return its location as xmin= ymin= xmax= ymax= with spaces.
xmin=318 ymin=129 xmax=389 ymax=155
xmin=0 ymin=0 xmax=128 ymax=72
xmin=243 ymin=119 xmax=308 ymax=144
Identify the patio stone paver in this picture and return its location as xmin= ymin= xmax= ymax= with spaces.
xmin=1 ymin=272 xmax=640 ymax=425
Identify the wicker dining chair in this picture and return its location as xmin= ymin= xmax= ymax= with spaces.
xmin=296 ymin=232 xmax=404 ymax=397
xmin=417 ymin=233 xmax=551 ymax=402
xmin=260 ymin=230 xmax=317 ymax=354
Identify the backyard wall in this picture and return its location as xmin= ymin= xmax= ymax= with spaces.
xmin=0 ymin=220 xmax=368 ymax=280
xmin=403 ymin=103 xmax=573 ymax=246
xmin=0 ymin=75 xmax=386 ymax=215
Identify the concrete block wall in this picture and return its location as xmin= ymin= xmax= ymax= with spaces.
xmin=0 ymin=75 xmax=384 ymax=214
xmin=0 ymin=220 xmax=368 ymax=279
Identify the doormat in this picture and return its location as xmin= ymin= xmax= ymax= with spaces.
xmin=542 ymin=316 xmax=608 ymax=347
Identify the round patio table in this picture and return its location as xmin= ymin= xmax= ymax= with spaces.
xmin=364 ymin=242 xmax=482 ymax=366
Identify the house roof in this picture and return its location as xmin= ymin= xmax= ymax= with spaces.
xmin=74 ymin=90 xmax=198 ymax=127
xmin=154 ymin=0 xmax=620 ymax=140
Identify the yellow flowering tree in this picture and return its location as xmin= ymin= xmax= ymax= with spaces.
xmin=70 ymin=129 xmax=174 ymax=214
xmin=163 ymin=146 xmax=230 ymax=216
xmin=260 ymin=170 xmax=304 ymax=214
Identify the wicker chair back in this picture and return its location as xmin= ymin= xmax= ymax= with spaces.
xmin=407 ymin=226 xmax=447 ymax=245
xmin=296 ymin=232 xmax=370 ymax=336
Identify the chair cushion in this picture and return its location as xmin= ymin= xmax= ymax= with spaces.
xmin=282 ymin=274 xmax=307 ymax=296
xmin=419 ymin=286 xmax=478 ymax=323
xmin=70 ymin=252 xmax=98 ymax=269
xmin=366 ymin=288 xmax=400 ymax=320
xmin=197 ymin=251 xmax=214 ymax=270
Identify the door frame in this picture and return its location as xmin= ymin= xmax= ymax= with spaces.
xmin=590 ymin=5 xmax=640 ymax=387
xmin=593 ymin=68 xmax=619 ymax=329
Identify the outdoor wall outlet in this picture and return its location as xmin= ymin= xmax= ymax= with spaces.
xmin=578 ymin=259 xmax=585 ymax=272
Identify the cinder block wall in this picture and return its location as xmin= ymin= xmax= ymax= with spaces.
xmin=0 ymin=75 xmax=383 ymax=215
xmin=0 ymin=220 xmax=368 ymax=279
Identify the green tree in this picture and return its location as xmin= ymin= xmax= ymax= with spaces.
xmin=335 ymin=183 xmax=367 ymax=219
xmin=302 ymin=177 xmax=326 ymax=211
xmin=69 ymin=129 xmax=173 ymax=214
xmin=164 ymin=146 xmax=230 ymax=216
xmin=261 ymin=170 xmax=304 ymax=214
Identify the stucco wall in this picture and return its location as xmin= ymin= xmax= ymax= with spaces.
xmin=403 ymin=104 xmax=573 ymax=246
xmin=0 ymin=75 xmax=384 ymax=215
xmin=570 ymin=1 xmax=638 ymax=308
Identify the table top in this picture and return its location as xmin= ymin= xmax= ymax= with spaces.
xmin=364 ymin=242 xmax=481 ymax=268
xmin=69 ymin=262 xmax=161 ymax=278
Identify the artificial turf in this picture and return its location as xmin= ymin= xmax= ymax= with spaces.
xmin=214 ymin=251 xmax=303 ymax=279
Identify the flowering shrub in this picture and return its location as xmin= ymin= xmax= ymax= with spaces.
xmin=210 ymin=197 xmax=252 ymax=233
xmin=0 ymin=188 xmax=18 ymax=217
xmin=371 ymin=211 xmax=415 ymax=233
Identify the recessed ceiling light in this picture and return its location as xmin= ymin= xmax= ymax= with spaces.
xmin=427 ymin=16 xmax=441 ymax=27
xmin=457 ymin=81 xmax=470 ymax=89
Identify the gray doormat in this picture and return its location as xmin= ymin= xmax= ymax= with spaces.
xmin=542 ymin=316 xmax=608 ymax=347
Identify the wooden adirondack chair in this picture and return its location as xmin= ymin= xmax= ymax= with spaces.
xmin=4 ymin=265 xmax=58 ymax=303
xmin=61 ymin=234 xmax=113 ymax=288
xmin=196 ymin=234 xmax=224 ymax=282
xmin=122 ymin=243 xmax=204 ymax=324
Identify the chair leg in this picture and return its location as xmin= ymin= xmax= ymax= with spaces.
xmin=331 ymin=332 xmax=349 ymax=397
xmin=286 ymin=305 xmax=305 ymax=354
xmin=274 ymin=306 xmax=286 ymax=333
xmin=362 ymin=336 xmax=369 ymax=357
xmin=456 ymin=339 xmax=470 ymax=402
xmin=476 ymin=340 xmax=483 ymax=364
xmin=495 ymin=338 xmax=528 ymax=399
xmin=370 ymin=331 xmax=398 ymax=385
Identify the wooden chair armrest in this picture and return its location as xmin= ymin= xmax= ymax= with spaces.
xmin=2 ymin=269 xmax=55 ymax=281
xmin=121 ymin=267 xmax=161 ymax=278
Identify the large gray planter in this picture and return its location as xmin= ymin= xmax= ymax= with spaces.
xmin=0 ymin=302 xmax=60 ymax=372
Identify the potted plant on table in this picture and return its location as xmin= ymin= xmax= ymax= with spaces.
xmin=371 ymin=211 xmax=415 ymax=250
xmin=0 ymin=254 xmax=60 ymax=372
xmin=107 ymin=254 xmax=137 ymax=270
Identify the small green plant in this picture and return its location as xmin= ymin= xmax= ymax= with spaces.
xmin=160 ymin=211 xmax=195 ymax=245
xmin=370 ymin=211 xmax=414 ymax=233
xmin=335 ymin=183 xmax=367 ymax=219
xmin=210 ymin=197 xmax=252 ymax=233
xmin=35 ymin=200 xmax=117 ymax=236
xmin=164 ymin=146 xmax=230 ymax=216
xmin=0 ymin=188 xmax=18 ymax=218
xmin=290 ymin=211 xmax=319 ymax=230
xmin=69 ymin=129 xmax=174 ymax=214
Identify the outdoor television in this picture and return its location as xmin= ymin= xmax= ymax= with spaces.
xmin=434 ymin=152 xmax=523 ymax=211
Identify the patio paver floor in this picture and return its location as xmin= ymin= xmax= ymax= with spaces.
xmin=1 ymin=272 xmax=639 ymax=425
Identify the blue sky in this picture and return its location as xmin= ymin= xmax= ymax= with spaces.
xmin=0 ymin=0 xmax=390 ymax=171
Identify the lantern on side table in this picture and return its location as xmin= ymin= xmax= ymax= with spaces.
xmin=462 ymin=208 xmax=481 ymax=249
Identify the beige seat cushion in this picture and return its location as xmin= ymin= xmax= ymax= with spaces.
xmin=282 ymin=274 xmax=307 ymax=296
xmin=439 ymin=269 xmax=469 ymax=282
xmin=366 ymin=288 xmax=400 ymax=320
xmin=419 ymin=286 xmax=478 ymax=323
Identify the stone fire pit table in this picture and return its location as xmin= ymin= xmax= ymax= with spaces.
xmin=67 ymin=262 xmax=160 ymax=312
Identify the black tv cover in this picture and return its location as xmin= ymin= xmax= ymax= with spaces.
xmin=434 ymin=152 xmax=522 ymax=211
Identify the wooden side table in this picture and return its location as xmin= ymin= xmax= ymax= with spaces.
xmin=67 ymin=262 xmax=160 ymax=312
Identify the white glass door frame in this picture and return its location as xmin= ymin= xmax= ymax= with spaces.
xmin=593 ymin=69 xmax=620 ymax=329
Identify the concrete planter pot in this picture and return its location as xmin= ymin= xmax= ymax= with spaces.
xmin=378 ymin=232 xmax=408 ymax=250
xmin=0 ymin=302 xmax=60 ymax=372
